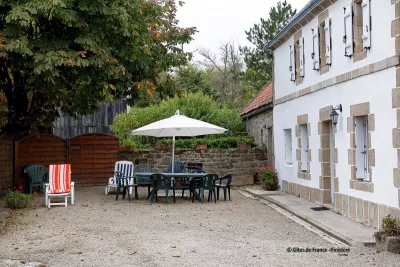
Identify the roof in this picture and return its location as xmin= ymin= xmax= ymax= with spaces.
xmin=264 ymin=0 xmax=334 ymax=51
xmin=240 ymin=82 xmax=273 ymax=118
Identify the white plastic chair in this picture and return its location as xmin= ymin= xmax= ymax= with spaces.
xmin=45 ymin=164 xmax=75 ymax=208
xmin=105 ymin=161 xmax=134 ymax=195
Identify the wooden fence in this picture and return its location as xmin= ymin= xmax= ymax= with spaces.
xmin=69 ymin=133 xmax=118 ymax=184
xmin=10 ymin=133 xmax=119 ymax=189
xmin=0 ymin=135 xmax=13 ymax=193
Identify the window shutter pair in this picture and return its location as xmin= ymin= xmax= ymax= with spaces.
xmin=343 ymin=4 xmax=353 ymax=57
xmin=311 ymin=28 xmax=320 ymax=70
xmin=289 ymin=38 xmax=305 ymax=81
xmin=362 ymin=0 xmax=371 ymax=50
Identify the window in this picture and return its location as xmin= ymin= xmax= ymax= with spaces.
xmin=343 ymin=1 xmax=371 ymax=57
xmin=355 ymin=116 xmax=369 ymax=181
xmin=261 ymin=129 xmax=265 ymax=146
xmin=299 ymin=125 xmax=309 ymax=171
xmin=315 ymin=18 xmax=332 ymax=71
xmin=284 ymin=129 xmax=292 ymax=165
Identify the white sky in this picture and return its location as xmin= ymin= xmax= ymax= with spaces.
xmin=176 ymin=0 xmax=310 ymax=62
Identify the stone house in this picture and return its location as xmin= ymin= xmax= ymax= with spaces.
xmin=240 ymin=82 xmax=274 ymax=167
xmin=265 ymin=0 xmax=400 ymax=229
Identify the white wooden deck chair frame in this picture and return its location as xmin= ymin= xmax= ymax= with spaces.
xmin=105 ymin=161 xmax=134 ymax=195
xmin=45 ymin=164 xmax=75 ymax=208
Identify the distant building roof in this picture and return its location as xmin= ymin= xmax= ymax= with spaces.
xmin=240 ymin=82 xmax=273 ymax=118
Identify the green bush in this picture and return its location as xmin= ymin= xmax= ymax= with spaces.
xmin=153 ymin=136 xmax=254 ymax=149
xmin=110 ymin=93 xmax=244 ymax=146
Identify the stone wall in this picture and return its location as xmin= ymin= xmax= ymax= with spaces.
xmin=119 ymin=148 xmax=268 ymax=186
xmin=243 ymin=109 xmax=274 ymax=167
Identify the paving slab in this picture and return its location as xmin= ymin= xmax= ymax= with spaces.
xmin=245 ymin=190 xmax=376 ymax=246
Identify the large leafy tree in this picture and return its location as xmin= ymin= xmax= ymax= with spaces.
xmin=240 ymin=0 xmax=296 ymax=90
xmin=0 ymin=0 xmax=195 ymax=137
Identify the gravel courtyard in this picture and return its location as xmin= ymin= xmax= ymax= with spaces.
xmin=0 ymin=186 xmax=399 ymax=267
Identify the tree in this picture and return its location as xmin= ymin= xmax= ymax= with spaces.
xmin=240 ymin=0 xmax=296 ymax=90
xmin=199 ymin=42 xmax=252 ymax=109
xmin=110 ymin=92 xmax=244 ymax=146
xmin=0 ymin=0 xmax=196 ymax=138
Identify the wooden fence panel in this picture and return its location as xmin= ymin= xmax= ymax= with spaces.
xmin=15 ymin=135 xmax=66 ymax=188
xmin=0 ymin=135 xmax=13 ymax=193
xmin=68 ymin=133 xmax=118 ymax=184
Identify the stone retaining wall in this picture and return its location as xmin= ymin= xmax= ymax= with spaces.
xmin=119 ymin=148 xmax=269 ymax=186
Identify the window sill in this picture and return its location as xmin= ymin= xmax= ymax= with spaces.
xmin=351 ymin=180 xmax=374 ymax=193
xmin=284 ymin=163 xmax=293 ymax=167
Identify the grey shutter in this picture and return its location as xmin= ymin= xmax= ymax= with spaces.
xmin=312 ymin=27 xmax=320 ymax=70
xmin=343 ymin=4 xmax=354 ymax=57
xmin=324 ymin=18 xmax=332 ymax=66
xmin=362 ymin=0 xmax=371 ymax=49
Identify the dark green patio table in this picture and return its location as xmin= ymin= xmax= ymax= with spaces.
xmin=133 ymin=172 xmax=208 ymax=202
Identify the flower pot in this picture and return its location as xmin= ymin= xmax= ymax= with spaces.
xmin=375 ymin=232 xmax=400 ymax=253
xmin=262 ymin=183 xmax=279 ymax=191
xmin=119 ymin=146 xmax=134 ymax=152
xmin=156 ymin=144 xmax=171 ymax=150
xmin=238 ymin=143 xmax=251 ymax=148
xmin=195 ymin=144 xmax=208 ymax=150
xmin=6 ymin=196 xmax=29 ymax=209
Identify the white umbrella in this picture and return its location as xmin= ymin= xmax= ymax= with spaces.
xmin=131 ymin=110 xmax=227 ymax=171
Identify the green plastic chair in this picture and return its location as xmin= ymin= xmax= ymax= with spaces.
xmin=148 ymin=174 xmax=175 ymax=204
xmin=215 ymin=174 xmax=232 ymax=201
xmin=202 ymin=174 xmax=217 ymax=203
xmin=189 ymin=174 xmax=217 ymax=203
xmin=134 ymin=164 xmax=152 ymax=200
xmin=24 ymin=164 xmax=48 ymax=194
xmin=115 ymin=171 xmax=134 ymax=201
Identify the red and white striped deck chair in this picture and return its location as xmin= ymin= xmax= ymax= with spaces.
xmin=45 ymin=164 xmax=75 ymax=208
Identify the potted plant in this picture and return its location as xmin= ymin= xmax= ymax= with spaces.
xmin=374 ymin=214 xmax=400 ymax=253
xmin=258 ymin=166 xmax=279 ymax=191
xmin=119 ymin=139 xmax=135 ymax=151
xmin=5 ymin=187 xmax=36 ymax=209
xmin=237 ymin=136 xmax=253 ymax=148
xmin=156 ymin=139 xmax=172 ymax=150
xmin=193 ymin=138 xmax=208 ymax=150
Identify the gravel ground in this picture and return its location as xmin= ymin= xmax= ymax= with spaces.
xmin=0 ymin=186 xmax=399 ymax=267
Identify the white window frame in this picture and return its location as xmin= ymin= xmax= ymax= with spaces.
xmin=362 ymin=0 xmax=371 ymax=50
xmin=312 ymin=27 xmax=320 ymax=70
xmin=300 ymin=125 xmax=309 ymax=171
xmin=343 ymin=3 xmax=354 ymax=57
xmin=324 ymin=18 xmax=332 ymax=66
xmin=355 ymin=116 xmax=369 ymax=181
xmin=284 ymin=129 xmax=293 ymax=165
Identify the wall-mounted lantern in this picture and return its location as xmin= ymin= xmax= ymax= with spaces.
xmin=330 ymin=104 xmax=342 ymax=126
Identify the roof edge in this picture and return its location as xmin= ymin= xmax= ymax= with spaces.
xmin=264 ymin=0 xmax=323 ymax=51
xmin=241 ymin=103 xmax=273 ymax=119
xmin=239 ymin=81 xmax=273 ymax=116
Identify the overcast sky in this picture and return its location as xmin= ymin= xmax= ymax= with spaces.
xmin=176 ymin=0 xmax=310 ymax=62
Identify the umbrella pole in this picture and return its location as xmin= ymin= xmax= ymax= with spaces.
xmin=172 ymin=136 xmax=175 ymax=172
